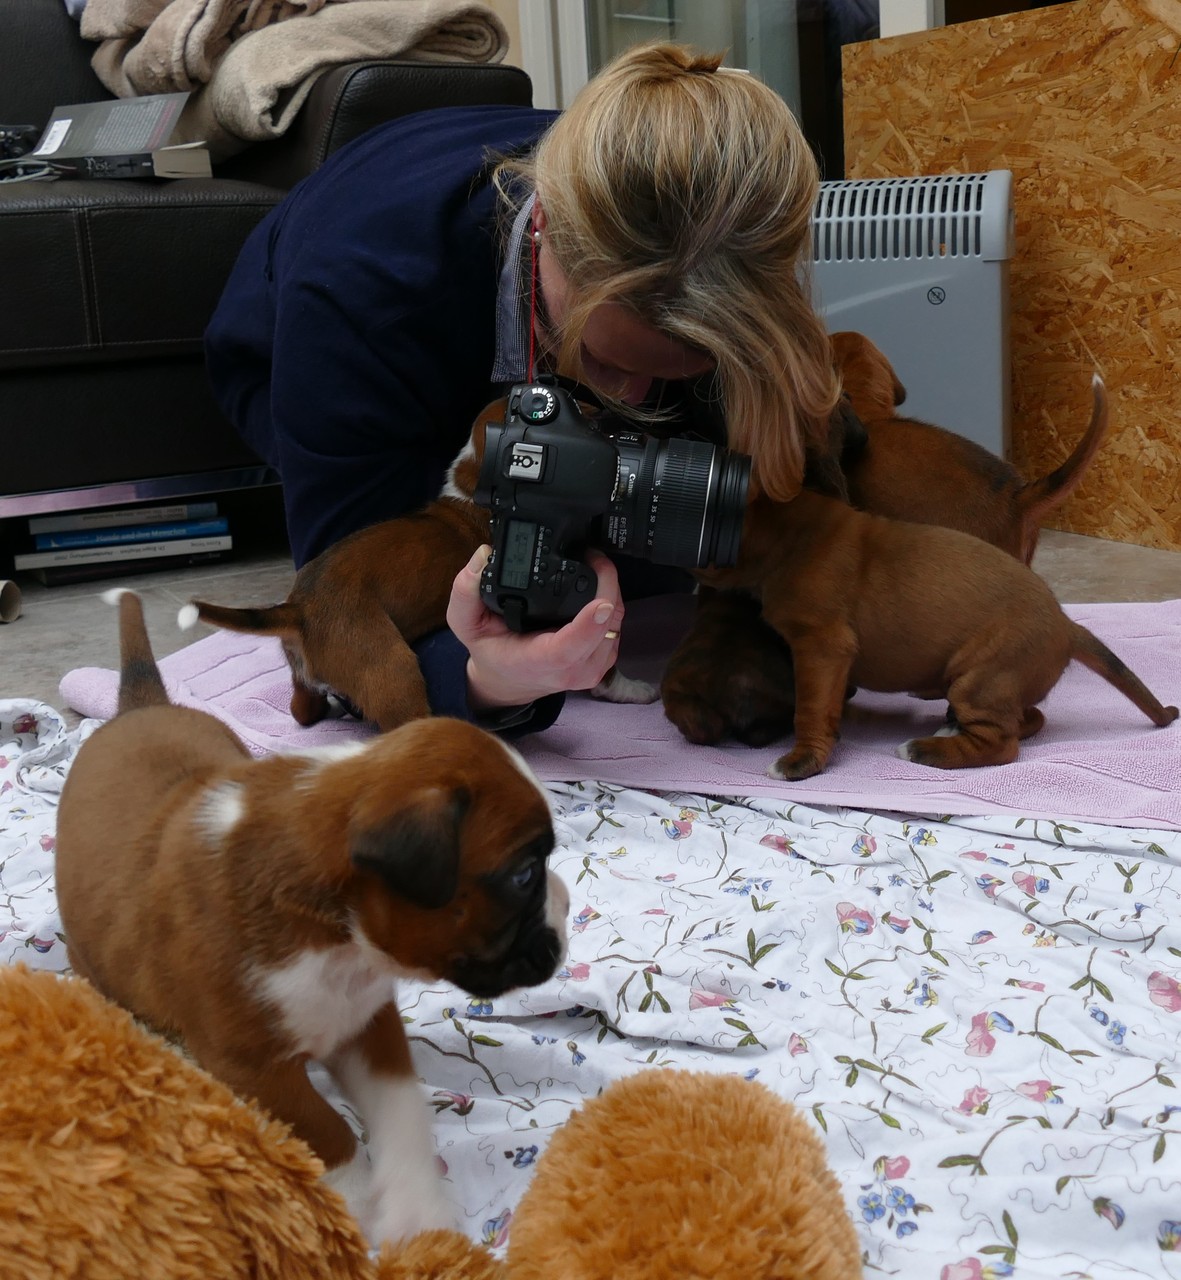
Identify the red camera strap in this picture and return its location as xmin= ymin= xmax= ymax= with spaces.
xmin=527 ymin=225 xmax=538 ymax=382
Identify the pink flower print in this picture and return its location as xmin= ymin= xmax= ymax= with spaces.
xmin=558 ymin=962 xmax=591 ymax=982
xmin=960 ymin=850 xmax=988 ymax=862
xmin=12 ymin=714 xmax=37 ymax=735
xmin=656 ymin=872 xmax=677 ymax=883
xmin=941 ymin=1262 xmax=1013 ymax=1280
xmin=969 ymin=930 xmax=996 ymax=945
xmin=1022 ymin=922 xmax=1036 ymax=935
xmin=759 ymin=833 xmax=794 ymax=854
xmin=965 ymin=1010 xmax=1014 ymax=1057
xmin=1006 ymin=979 xmax=1045 ymax=992
xmin=660 ymin=816 xmax=693 ymax=839
xmin=1149 ymin=971 xmax=1181 ymax=1013
xmin=0 ymin=781 xmax=11 ymax=796
xmin=1093 ymin=1197 xmax=1125 ymax=1229
xmin=29 ymin=936 xmax=55 ymax=954
xmin=39 ymin=833 xmax=55 ymax=853
xmin=1013 ymin=871 xmax=1050 ymax=896
xmin=956 ymin=1085 xmax=991 ymax=1115
xmin=572 ymin=906 xmax=599 ymax=933
xmin=884 ymin=914 xmax=910 ymax=933
xmin=836 ymin=901 xmax=875 ymax=934
xmin=690 ymin=988 xmax=734 ymax=1011
xmin=1015 ymin=1079 xmax=1061 ymax=1103
xmin=432 ymin=1090 xmax=475 ymax=1116
xmin=481 ymin=1209 xmax=512 ymax=1249
xmin=0 ymin=755 xmax=8 ymax=768
xmin=873 ymin=1155 xmax=910 ymax=1180
xmin=642 ymin=908 xmax=669 ymax=916
xmin=852 ymin=833 xmax=876 ymax=857
xmin=975 ymin=874 xmax=1005 ymax=898
xmin=788 ymin=1032 xmax=809 ymax=1056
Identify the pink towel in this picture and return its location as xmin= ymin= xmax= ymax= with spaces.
xmin=60 ymin=596 xmax=1181 ymax=830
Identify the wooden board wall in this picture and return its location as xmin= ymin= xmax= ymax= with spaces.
xmin=842 ymin=0 xmax=1181 ymax=551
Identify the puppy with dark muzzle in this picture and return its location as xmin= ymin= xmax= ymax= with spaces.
xmin=55 ymin=590 xmax=569 ymax=1247
xmin=694 ymin=402 xmax=1177 ymax=780
xmin=662 ymin=338 xmax=1112 ymax=748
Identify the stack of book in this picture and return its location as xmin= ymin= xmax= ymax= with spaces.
xmin=13 ymin=501 xmax=233 ymax=586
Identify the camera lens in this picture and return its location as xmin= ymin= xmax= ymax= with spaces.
xmin=603 ymin=435 xmax=751 ymax=569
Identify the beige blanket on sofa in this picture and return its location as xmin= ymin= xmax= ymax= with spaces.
xmin=79 ymin=0 xmax=509 ymax=157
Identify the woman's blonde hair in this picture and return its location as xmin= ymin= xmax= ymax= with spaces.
xmin=497 ymin=42 xmax=839 ymax=501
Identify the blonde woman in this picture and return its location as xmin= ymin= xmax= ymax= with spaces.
xmin=206 ymin=43 xmax=846 ymax=734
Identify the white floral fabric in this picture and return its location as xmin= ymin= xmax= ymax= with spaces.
xmin=4 ymin=699 xmax=1181 ymax=1277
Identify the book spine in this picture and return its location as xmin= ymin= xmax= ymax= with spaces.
xmin=29 ymin=549 xmax=228 ymax=587
xmin=14 ymin=535 xmax=232 ymax=571
xmin=33 ymin=517 xmax=229 ymax=551
xmin=28 ymin=501 xmax=219 ymax=536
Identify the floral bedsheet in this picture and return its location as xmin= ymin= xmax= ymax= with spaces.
xmin=4 ymin=698 xmax=1181 ymax=1277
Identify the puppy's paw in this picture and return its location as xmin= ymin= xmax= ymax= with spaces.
xmin=366 ymin=1178 xmax=457 ymax=1247
xmin=768 ymin=748 xmax=826 ymax=781
xmin=321 ymin=1144 xmax=372 ymax=1221
xmin=591 ymin=668 xmax=658 ymax=704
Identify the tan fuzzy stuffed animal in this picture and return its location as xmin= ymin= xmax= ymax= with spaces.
xmin=1 ymin=966 xmax=861 ymax=1279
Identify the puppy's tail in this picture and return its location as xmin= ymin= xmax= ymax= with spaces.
xmin=102 ymin=588 xmax=169 ymax=716
xmin=1069 ymin=622 xmax=1178 ymax=728
xmin=1016 ymin=374 xmax=1109 ymax=563
xmin=178 ymin=599 xmax=301 ymax=638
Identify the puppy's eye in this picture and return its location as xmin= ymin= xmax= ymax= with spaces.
xmin=511 ymin=863 xmax=540 ymax=893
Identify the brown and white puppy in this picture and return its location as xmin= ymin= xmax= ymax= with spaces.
xmin=833 ymin=330 xmax=1110 ymax=564
xmin=694 ymin=389 xmax=1177 ymax=780
xmin=55 ymin=590 xmax=569 ymax=1246
xmin=186 ymin=397 xmax=655 ymax=731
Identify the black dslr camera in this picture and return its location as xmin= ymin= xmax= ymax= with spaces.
xmin=474 ymin=379 xmax=752 ymax=632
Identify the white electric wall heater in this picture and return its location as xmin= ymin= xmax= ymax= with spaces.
xmin=810 ymin=170 xmax=1015 ymax=457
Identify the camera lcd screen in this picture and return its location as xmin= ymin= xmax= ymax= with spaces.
xmin=501 ymin=519 xmax=537 ymax=590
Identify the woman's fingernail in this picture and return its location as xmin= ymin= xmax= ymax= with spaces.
xmin=593 ymin=602 xmax=613 ymax=624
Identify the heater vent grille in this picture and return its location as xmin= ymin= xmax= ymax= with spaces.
xmin=813 ymin=172 xmax=1012 ymax=264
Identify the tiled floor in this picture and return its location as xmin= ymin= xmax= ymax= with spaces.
xmin=2 ymin=525 xmax=1179 ymax=719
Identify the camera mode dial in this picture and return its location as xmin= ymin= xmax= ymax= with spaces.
xmin=519 ymin=385 xmax=559 ymax=423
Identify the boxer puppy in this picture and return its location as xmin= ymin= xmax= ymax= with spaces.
xmin=694 ymin=378 xmax=1177 ymax=780
xmin=661 ymin=344 xmax=1111 ymax=748
xmin=186 ymin=398 xmax=654 ymax=732
xmin=833 ymin=330 xmax=1110 ymax=564
xmin=55 ymin=590 xmax=569 ymax=1246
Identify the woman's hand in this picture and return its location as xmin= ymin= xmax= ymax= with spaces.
xmin=447 ymin=545 xmax=624 ymax=711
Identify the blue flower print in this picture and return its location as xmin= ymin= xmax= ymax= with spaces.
xmin=859 ymin=1191 xmax=887 ymax=1222
xmin=504 ymin=1145 xmax=538 ymax=1169
xmin=467 ymin=998 xmax=493 ymax=1017
xmin=1090 ymin=1007 xmax=1110 ymax=1026
xmin=887 ymin=1185 xmax=916 ymax=1214
xmin=1107 ymin=1020 xmax=1127 ymax=1046
xmin=896 ymin=1220 xmax=918 ymax=1238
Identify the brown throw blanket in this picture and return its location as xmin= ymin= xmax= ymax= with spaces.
xmin=80 ymin=0 xmax=509 ymax=157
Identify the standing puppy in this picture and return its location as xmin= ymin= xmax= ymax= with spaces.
xmin=696 ymin=444 xmax=1177 ymax=780
xmin=55 ymin=591 xmax=569 ymax=1246
xmin=833 ymin=331 xmax=1109 ymax=564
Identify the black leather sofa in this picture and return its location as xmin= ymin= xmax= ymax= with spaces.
xmin=0 ymin=0 xmax=532 ymax=519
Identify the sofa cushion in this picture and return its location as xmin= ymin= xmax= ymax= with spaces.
xmin=0 ymin=176 xmax=280 ymax=370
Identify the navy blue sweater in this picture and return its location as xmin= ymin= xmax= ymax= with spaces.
xmin=205 ymin=105 xmax=562 ymax=729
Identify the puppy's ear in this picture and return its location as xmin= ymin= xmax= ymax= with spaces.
xmin=350 ymin=786 xmax=470 ymax=909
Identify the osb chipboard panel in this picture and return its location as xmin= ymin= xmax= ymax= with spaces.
xmin=842 ymin=0 xmax=1181 ymax=551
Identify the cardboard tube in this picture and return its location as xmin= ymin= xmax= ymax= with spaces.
xmin=0 ymin=579 xmax=21 ymax=623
